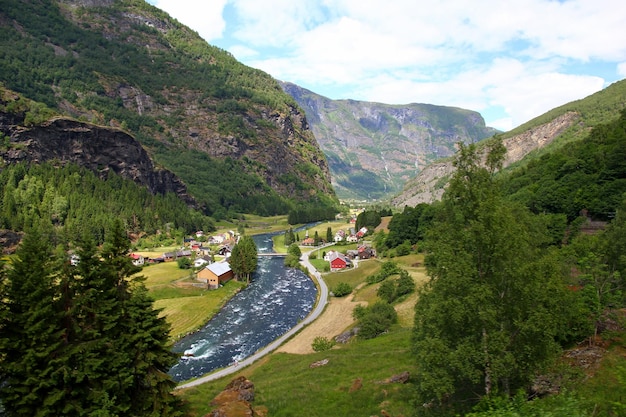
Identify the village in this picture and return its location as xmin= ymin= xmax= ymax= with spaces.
xmin=126 ymin=220 xmax=377 ymax=290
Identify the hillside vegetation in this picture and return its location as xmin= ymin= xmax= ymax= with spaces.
xmin=0 ymin=0 xmax=337 ymax=219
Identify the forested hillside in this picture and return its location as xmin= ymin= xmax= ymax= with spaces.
xmin=371 ymin=134 xmax=626 ymax=416
xmin=502 ymin=108 xmax=626 ymax=221
xmin=0 ymin=0 xmax=337 ymax=219
xmin=0 ymin=162 xmax=214 ymax=244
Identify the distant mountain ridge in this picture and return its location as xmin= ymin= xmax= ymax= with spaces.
xmin=280 ymin=81 xmax=498 ymax=200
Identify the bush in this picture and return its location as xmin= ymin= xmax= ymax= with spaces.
xmin=311 ymin=336 xmax=335 ymax=352
xmin=357 ymin=301 xmax=398 ymax=340
xmin=177 ymin=257 xmax=192 ymax=269
xmin=333 ymin=282 xmax=352 ymax=297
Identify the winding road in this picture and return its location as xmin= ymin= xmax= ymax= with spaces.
xmin=176 ymin=244 xmax=332 ymax=389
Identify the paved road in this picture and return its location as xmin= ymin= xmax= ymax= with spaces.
xmin=176 ymin=244 xmax=333 ymax=389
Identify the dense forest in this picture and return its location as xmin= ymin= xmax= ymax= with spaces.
xmin=0 ymin=162 xmax=214 ymax=244
xmin=0 ymin=220 xmax=184 ymax=416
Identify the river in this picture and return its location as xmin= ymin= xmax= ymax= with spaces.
xmin=168 ymin=231 xmax=317 ymax=382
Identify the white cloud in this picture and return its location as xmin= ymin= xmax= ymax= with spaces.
xmin=149 ymin=0 xmax=626 ymax=129
xmin=150 ymin=0 xmax=228 ymax=42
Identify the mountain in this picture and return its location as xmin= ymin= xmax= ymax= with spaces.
xmin=0 ymin=0 xmax=337 ymax=218
xmin=392 ymin=79 xmax=626 ymax=208
xmin=280 ymin=81 xmax=498 ymax=200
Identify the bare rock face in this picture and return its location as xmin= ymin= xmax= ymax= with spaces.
xmin=392 ymin=112 xmax=580 ymax=208
xmin=0 ymin=113 xmax=197 ymax=208
xmin=207 ymin=376 xmax=265 ymax=417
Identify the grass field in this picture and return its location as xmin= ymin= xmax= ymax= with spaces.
xmin=137 ymin=254 xmax=247 ymax=339
xmin=154 ymin=280 xmax=245 ymax=339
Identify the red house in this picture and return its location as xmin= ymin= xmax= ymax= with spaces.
xmin=329 ymin=252 xmax=350 ymax=271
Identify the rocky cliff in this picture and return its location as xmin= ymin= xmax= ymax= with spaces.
xmin=0 ymin=91 xmax=196 ymax=207
xmin=280 ymin=82 xmax=498 ymax=200
xmin=391 ymin=112 xmax=580 ymax=208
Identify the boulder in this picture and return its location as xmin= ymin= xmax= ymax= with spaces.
xmin=206 ymin=376 xmax=261 ymax=417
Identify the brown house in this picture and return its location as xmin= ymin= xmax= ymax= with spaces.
xmin=197 ymin=261 xmax=234 ymax=289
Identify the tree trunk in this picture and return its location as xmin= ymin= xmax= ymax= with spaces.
xmin=483 ymin=327 xmax=492 ymax=396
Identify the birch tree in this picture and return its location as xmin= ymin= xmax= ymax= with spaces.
xmin=413 ymin=139 xmax=565 ymax=412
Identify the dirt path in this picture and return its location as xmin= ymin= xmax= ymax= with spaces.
xmin=276 ymin=289 xmax=366 ymax=354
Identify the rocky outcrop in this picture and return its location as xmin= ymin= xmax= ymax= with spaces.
xmin=0 ymin=111 xmax=197 ymax=208
xmin=206 ymin=376 xmax=267 ymax=417
xmin=392 ymin=112 xmax=580 ymax=208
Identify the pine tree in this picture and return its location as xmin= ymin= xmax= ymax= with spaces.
xmin=0 ymin=222 xmax=184 ymax=416
xmin=0 ymin=228 xmax=66 ymax=416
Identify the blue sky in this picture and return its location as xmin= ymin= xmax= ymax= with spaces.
xmin=148 ymin=0 xmax=626 ymax=131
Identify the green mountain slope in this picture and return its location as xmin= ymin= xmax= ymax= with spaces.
xmin=281 ymin=81 xmax=498 ymax=200
xmin=0 ymin=0 xmax=337 ymax=218
xmin=393 ymin=79 xmax=626 ymax=208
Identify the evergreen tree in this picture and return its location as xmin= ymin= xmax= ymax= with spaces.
xmin=413 ymin=140 xmax=566 ymax=412
xmin=0 ymin=228 xmax=66 ymax=415
xmin=0 ymin=222 xmax=183 ymax=416
xmin=326 ymin=226 xmax=332 ymax=243
xmin=229 ymin=235 xmax=258 ymax=283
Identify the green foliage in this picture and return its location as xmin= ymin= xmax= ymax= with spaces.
xmin=356 ymin=301 xmax=398 ymax=340
xmin=311 ymin=336 xmax=335 ymax=352
xmin=284 ymin=228 xmax=296 ymax=246
xmin=229 ymin=235 xmax=258 ymax=283
xmin=365 ymin=261 xmax=401 ymax=284
xmin=177 ymin=256 xmax=192 ymax=269
xmin=332 ymin=282 xmax=352 ymax=297
xmin=502 ymin=109 xmax=626 ymax=221
xmin=355 ymin=210 xmax=381 ymax=231
xmin=376 ymin=270 xmax=415 ymax=303
xmin=156 ymin=151 xmax=292 ymax=218
xmin=386 ymin=203 xmax=437 ymax=248
xmin=467 ymin=391 xmax=588 ymax=417
xmin=0 ymin=223 xmax=182 ymax=416
xmin=0 ymin=162 xmax=214 ymax=243
xmin=284 ymin=242 xmax=302 ymax=267
xmin=288 ymin=204 xmax=337 ymax=224
xmin=286 ymin=243 xmax=301 ymax=258
xmin=413 ymin=140 xmax=569 ymax=412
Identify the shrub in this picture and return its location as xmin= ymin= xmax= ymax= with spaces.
xmin=357 ymin=302 xmax=398 ymax=340
xmin=333 ymin=282 xmax=352 ymax=297
xmin=177 ymin=257 xmax=192 ymax=269
xmin=311 ymin=336 xmax=335 ymax=352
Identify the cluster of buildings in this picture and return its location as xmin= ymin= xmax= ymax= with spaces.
xmin=333 ymin=226 xmax=369 ymax=243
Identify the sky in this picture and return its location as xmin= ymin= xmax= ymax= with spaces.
xmin=147 ymin=0 xmax=626 ymax=131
